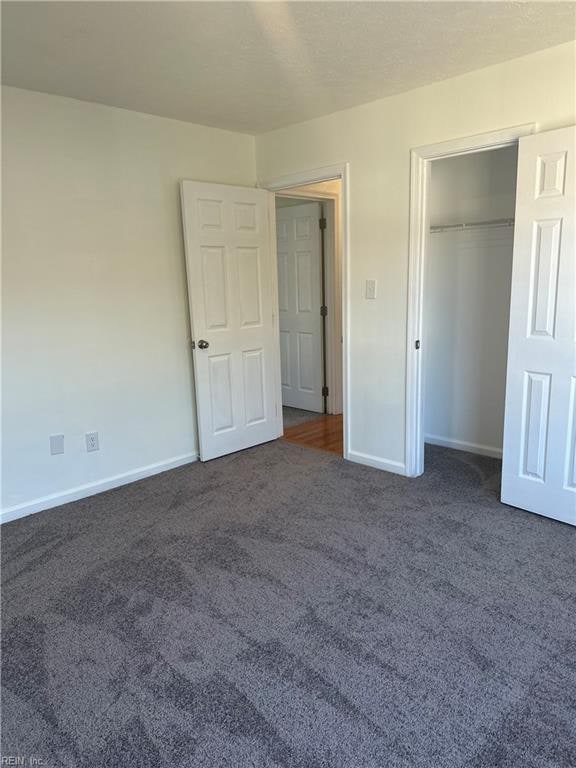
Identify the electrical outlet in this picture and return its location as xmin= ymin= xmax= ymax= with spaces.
xmin=86 ymin=432 xmax=99 ymax=452
xmin=50 ymin=434 xmax=64 ymax=455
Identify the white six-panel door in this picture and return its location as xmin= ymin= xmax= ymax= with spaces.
xmin=276 ymin=202 xmax=324 ymax=412
xmin=502 ymin=125 xmax=575 ymax=525
xmin=181 ymin=181 xmax=281 ymax=461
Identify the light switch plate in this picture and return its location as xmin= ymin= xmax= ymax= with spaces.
xmin=365 ymin=279 xmax=377 ymax=299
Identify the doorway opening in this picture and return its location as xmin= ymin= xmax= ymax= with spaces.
xmin=273 ymin=179 xmax=343 ymax=455
xmin=405 ymin=125 xmax=534 ymax=478
xmin=423 ymin=146 xmax=518 ymax=469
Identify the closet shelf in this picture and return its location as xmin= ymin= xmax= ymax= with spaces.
xmin=430 ymin=217 xmax=515 ymax=233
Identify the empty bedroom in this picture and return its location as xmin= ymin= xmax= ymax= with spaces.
xmin=1 ymin=2 xmax=575 ymax=767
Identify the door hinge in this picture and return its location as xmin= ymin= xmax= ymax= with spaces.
xmin=319 ymin=217 xmax=327 ymax=230
xmin=322 ymin=385 xmax=329 ymax=397
xmin=415 ymin=340 xmax=421 ymax=350
xmin=320 ymin=305 xmax=328 ymax=316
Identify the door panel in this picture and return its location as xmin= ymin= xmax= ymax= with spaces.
xmin=528 ymin=219 xmax=561 ymax=337
xmin=243 ymin=349 xmax=266 ymax=424
xmin=502 ymin=126 xmax=575 ymax=525
xmin=298 ymin=333 xmax=315 ymax=391
xmin=181 ymin=181 xmax=281 ymax=461
xmin=234 ymin=201 xmax=258 ymax=231
xmin=237 ymin=247 xmax=262 ymax=327
xmin=296 ymin=250 xmax=314 ymax=312
xmin=279 ymin=331 xmax=291 ymax=387
xmin=277 ymin=253 xmax=289 ymax=311
xmin=202 ymin=246 xmax=229 ymax=330
xmin=209 ymin=354 xmax=234 ymax=433
xmin=276 ymin=202 xmax=324 ymax=411
xmin=520 ymin=371 xmax=550 ymax=480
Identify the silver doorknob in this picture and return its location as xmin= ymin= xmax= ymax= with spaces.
xmin=198 ymin=339 xmax=209 ymax=350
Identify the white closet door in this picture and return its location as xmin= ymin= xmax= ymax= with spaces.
xmin=502 ymin=125 xmax=575 ymax=525
xmin=181 ymin=181 xmax=281 ymax=461
xmin=276 ymin=202 xmax=324 ymax=412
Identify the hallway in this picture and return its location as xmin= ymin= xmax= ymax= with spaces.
xmin=282 ymin=411 xmax=343 ymax=455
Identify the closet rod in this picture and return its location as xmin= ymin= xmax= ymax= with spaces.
xmin=430 ymin=217 xmax=515 ymax=233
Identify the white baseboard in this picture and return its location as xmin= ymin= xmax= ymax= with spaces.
xmin=425 ymin=434 xmax=502 ymax=459
xmin=1 ymin=452 xmax=199 ymax=525
xmin=346 ymin=449 xmax=407 ymax=476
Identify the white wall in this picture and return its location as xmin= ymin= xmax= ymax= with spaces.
xmin=2 ymin=86 xmax=256 ymax=518
xmin=256 ymin=41 xmax=576 ymax=472
xmin=424 ymin=148 xmax=517 ymax=456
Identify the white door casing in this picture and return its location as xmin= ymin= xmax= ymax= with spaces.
xmin=405 ymin=125 xmax=535 ymax=478
xmin=181 ymin=181 xmax=281 ymax=461
xmin=276 ymin=202 xmax=324 ymax=412
xmin=502 ymin=125 xmax=576 ymax=525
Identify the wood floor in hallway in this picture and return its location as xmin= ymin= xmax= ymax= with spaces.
xmin=282 ymin=414 xmax=343 ymax=455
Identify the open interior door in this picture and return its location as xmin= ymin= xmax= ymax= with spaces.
xmin=502 ymin=125 xmax=575 ymax=525
xmin=276 ymin=202 xmax=324 ymax=412
xmin=181 ymin=181 xmax=281 ymax=461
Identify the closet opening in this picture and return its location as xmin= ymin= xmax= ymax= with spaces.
xmin=422 ymin=145 xmax=518 ymax=471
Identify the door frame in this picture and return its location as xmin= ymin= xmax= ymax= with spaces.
xmin=405 ymin=124 xmax=535 ymax=477
xmin=260 ymin=163 xmax=350 ymax=459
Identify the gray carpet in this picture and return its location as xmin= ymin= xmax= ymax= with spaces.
xmin=1 ymin=442 xmax=574 ymax=768
xmin=282 ymin=406 xmax=324 ymax=429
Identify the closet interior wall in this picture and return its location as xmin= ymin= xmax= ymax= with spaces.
xmin=424 ymin=146 xmax=518 ymax=458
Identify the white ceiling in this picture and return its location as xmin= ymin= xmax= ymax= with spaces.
xmin=2 ymin=2 xmax=575 ymax=134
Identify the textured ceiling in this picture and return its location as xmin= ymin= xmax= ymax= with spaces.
xmin=2 ymin=2 xmax=575 ymax=134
